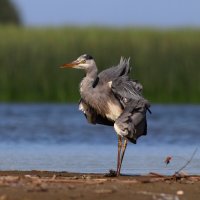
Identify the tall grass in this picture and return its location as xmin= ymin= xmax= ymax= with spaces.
xmin=0 ymin=26 xmax=200 ymax=103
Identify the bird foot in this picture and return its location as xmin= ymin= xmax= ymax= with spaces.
xmin=104 ymin=169 xmax=119 ymax=177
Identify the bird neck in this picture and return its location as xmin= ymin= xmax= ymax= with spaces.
xmin=80 ymin=66 xmax=98 ymax=95
xmin=85 ymin=65 xmax=98 ymax=80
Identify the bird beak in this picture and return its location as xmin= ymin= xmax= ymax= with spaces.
xmin=60 ymin=61 xmax=80 ymax=68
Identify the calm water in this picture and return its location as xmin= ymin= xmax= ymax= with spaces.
xmin=0 ymin=104 xmax=199 ymax=175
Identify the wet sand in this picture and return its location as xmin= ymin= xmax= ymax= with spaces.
xmin=0 ymin=171 xmax=199 ymax=200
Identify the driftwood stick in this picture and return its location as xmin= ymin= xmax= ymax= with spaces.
xmin=174 ymin=147 xmax=198 ymax=176
xmin=150 ymin=148 xmax=198 ymax=180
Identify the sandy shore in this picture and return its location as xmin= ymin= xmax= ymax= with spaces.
xmin=0 ymin=171 xmax=199 ymax=200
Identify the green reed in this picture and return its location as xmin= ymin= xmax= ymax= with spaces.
xmin=0 ymin=26 xmax=200 ymax=103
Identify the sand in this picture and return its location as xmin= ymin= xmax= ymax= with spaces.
xmin=0 ymin=171 xmax=199 ymax=200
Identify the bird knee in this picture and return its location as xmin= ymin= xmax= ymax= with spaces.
xmin=114 ymin=122 xmax=128 ymax=137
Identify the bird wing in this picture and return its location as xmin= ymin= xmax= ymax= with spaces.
xmin=111 ymin=75 xmax=151 ymax=144
xmin=98 ymin=57 xmax=131 ymax=85
xmin=79 ymin=98 xmax=114 ymax=126
xmin=111 ymin=76 xmax=144 ymax=105
xmin=97 ymin=57 xmax=145 ymax=107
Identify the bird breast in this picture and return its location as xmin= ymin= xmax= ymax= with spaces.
xmin=105 ymin=100 xmax=123 ymax=121
xmin=80 ymin=77 xmax=123 ymax=121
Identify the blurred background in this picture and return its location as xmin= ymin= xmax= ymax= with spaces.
xmin=0 ymin=0 xmax=200 ymax=103
xmin=0 ymin=0 xmax=199 ymax=174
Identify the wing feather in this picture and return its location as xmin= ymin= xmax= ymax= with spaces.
xmin=79 ymin=99 xmax=114 ymax=126
xmin=111 ymin=75 xmax=150 ymax=144
xmin=98 ymin=57 xmax=131 ymax=84
xmin=111 ymin=76 xmax=148 ymax=108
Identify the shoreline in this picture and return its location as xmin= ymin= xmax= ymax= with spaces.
xmin=0 ymin=171 xmax=199 ymax=200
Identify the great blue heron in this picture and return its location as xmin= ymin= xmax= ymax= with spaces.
xmin=61 ymin=54 xmax=150 ymax=176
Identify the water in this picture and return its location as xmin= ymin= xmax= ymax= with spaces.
xmin=0 ymin=103 xmax=199 ymax=175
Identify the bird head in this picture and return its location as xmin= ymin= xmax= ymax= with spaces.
xmin=60 ymin=54 xmax=96 ymax=70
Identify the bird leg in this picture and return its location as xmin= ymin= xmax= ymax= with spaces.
xmin=117 ymin=138 xmax=128 ymax=176
xmin=117 ymin=135 xmax=122 ymax=175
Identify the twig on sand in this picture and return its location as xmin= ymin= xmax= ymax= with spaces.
xmin=149 ymin=147 xmax=198 ymax=181
xmin=173 ymin=147 xmax=198 ymax=177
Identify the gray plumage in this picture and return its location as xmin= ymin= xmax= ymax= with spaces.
xmin=61 ymin=54 xmax=151 ymax=176
xmin=77 ymin=55 xmax=150 ymax=144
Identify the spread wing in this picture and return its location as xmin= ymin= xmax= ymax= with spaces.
xmin=97 ymin=57 xmax=146 ymax=107
xmin=111 ymin=76 xmax=146 ymax=107
xmin=111 ymin=75 xmax=151 ymax=144
xmin=98 ymin=57 xmax=131 ymax=85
